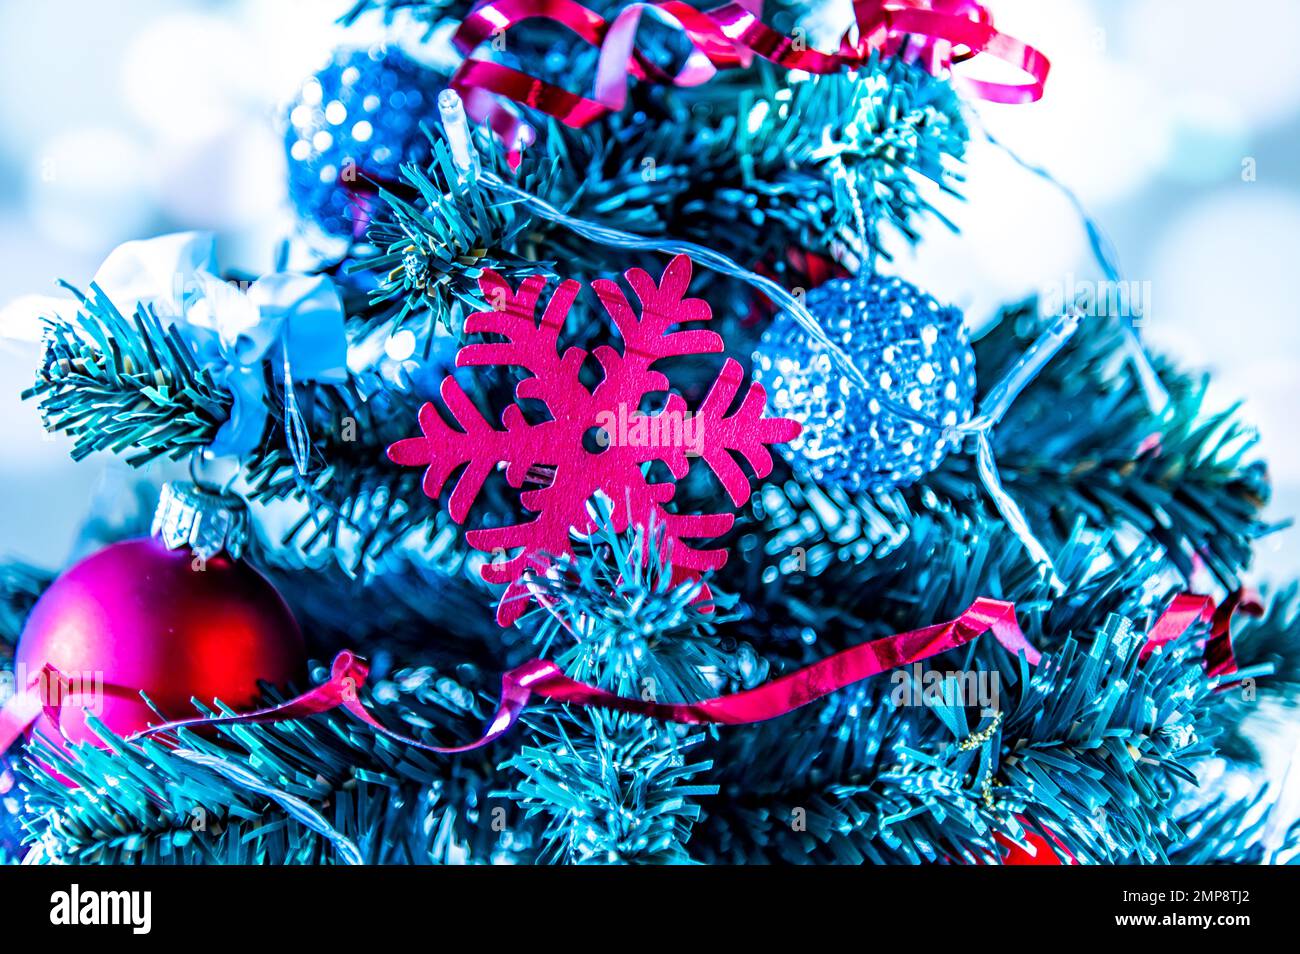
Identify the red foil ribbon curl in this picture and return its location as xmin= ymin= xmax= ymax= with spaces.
xmin=449 ymin=0 xmax=1051 ymax=149
xmin=1139 ymin=588 xmax=1263 ymax=679
xmin=0 ymin=591 xmax=1256 ymax=762
xmin=137 ymin=596 xmax=1037 ymax=749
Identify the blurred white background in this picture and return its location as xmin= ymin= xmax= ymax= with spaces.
xmin=1 ymin=0 xmax=1298 ymax=586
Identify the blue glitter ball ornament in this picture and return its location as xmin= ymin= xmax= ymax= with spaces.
xmin=753 ymin=275 xmax=977 ymax=492
xmin=284 ymin=48 xmax=435 ymax=239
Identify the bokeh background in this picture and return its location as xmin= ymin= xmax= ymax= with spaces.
xmin=2 ymin=0 xmax=1299 ymax=584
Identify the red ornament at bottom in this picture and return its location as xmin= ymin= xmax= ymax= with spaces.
xmin=14 ymin=537 xmax=305 ymax=755
xmin=996 ymin=828 xmax=1077 ymax=865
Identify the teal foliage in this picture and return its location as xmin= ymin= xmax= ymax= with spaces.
xmin=499 ymin=507 xmax=743 ymax=864
xmin=14 ymin=660 xmax=517 ymax=864
xmin=8 ymin=0 xmax=1299 ymax=868
xmin=22 ymin=285 xmax=231 ymax=466
xmin=0 ymin=562 xmax=50 ymax=650
xmin=357 ymin=55 xmax=967 ymax=342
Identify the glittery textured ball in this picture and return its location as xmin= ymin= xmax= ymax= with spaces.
xmin=753 ymin=276 xmax=977 ymax=492
xmin=285 ymin=48 xmax=435 ymax=239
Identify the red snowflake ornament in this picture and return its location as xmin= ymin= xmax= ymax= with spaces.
xmin=387 ymin=254 xmax=801 ymax=625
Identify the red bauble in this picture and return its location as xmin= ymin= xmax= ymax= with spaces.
xmin=996 ymin=828 xmax=1077 ymax=865
xmin=16 ymin=537 xmax=304 ymax=753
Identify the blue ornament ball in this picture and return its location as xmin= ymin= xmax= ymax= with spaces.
xmin=753 ymin=275 xmax=977 ymax=492
xmin=285 ymin=48 xmax=435 ymax=239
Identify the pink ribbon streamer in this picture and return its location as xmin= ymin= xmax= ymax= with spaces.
xmin=450 ymin=0 xmax=1051 ymax=149
xmin=0 ymin=590 xmax=1254 ymax=763
xmin=1 ymin=598 xmax=1031 ymax=758
xmin=130 ymin=596 xmax=1037 ymax=749
xmin=1139 ymin=588 xmax=1263 ymax=679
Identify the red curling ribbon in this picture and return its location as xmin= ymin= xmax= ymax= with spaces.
xmin=135 ymin=597 xmax=1038 ymax=747
xmin=0 ymin=686 xmax=42 ymax=756
xmin=449 ymin=0 xmax=1051 ymax=148
xmin=0 ymin=670 xmax=154 ymax=761
xmin=0 ymin=591 xmax=1262 ymax=762
xmin=1 ymin=598 xmax=1036 ymax=759
xmin=1140 ymin=593 xmax=1216 ymax=661
xmin=1206 ymin=590 xmax=1264 ymax=678
xmin=1139 ymin=589 xmax=1263 ymax=679
xmin=858 ymin=0 xmax=1050 ymax=105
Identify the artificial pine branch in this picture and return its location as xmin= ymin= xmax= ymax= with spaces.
xmin=0 ymin=562 xmax=51 ymax=650
xmin=691 ymin=615 xmax=1228 ymax=865
xmin=241 ymin=377 xmax=442 ymax=570
xmin=694 ymin=503 xmax=1296 ymax=864
xmin=355 ymin=56 xmax=966 ymax=348
xmin=13 ymin=0 xmax=1298 ymax=869
xmin=498 ymin=505 xmax=753 ymax=863
xmin=505 ymin=714 xmax=716 ymax=864
xmin=358 ymin=140 xmax=555 ymax=337
xmin=22 ymin=287 xmax=232 ymax=466
xmin=929 ymin=301 xmax=1272 ymax=588
xmin=15 ymin=660 xmax=525 ymax=865
xmin=1169 ymin=792 xmax=1300 ymax=865
xmin=21 ymin=291 xmax=445 ymax=570
xmin=997 ymin=617 xmax=1220 ymax=864
xmin=694 ymin=683 xmax=1008 ymax=864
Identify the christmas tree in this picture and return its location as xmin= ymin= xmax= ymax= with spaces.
xmin=2 ymin=0 xmax=1298 ymax=868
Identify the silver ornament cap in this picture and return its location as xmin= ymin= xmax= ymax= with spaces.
xmin=152 ymin=481 xmax=250 ymax=560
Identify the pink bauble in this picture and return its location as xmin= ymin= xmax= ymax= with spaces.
xmin=16 ymin=537 xmax=305 ymax=754
xmin=996 ymin=827 xmax=1077 ymax=865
